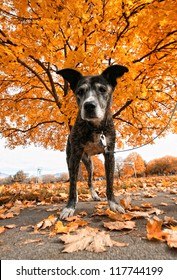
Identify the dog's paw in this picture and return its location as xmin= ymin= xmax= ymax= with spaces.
xmin=108 ymin=201 xmax=125 ymax=214
xmin=60 ymin=207 xmax=75 ymax=220
xmin=91 ymin=189 xmax=101 ymax=201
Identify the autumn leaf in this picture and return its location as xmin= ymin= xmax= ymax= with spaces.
xmin=0 ymin=226 xmax=6 ymax=234
xmin=141 ymin=203 xmax=153 ymax=208
xmin=5 ymin=224 xmax=17 ymax=229
xmin=22 ymin=239 xmax=42 ymax=245
xmin=104 ymin=221 xmax=136 ymax=231
xmin=163 ymin=216 xmax=177 ymax=225
xmin=60 ymin=227 xmax=128 ymax=253
xmin=120 ymin=196 xmax=132 ymax=210
xmin=146 ymin=219 xmax=167 ymax=241
xmin=105 ymin=209 xmax=124 ymax=221
xmin=34 ymin=214 xmax=58 ymax=231
xmin=163 ymin=227 xmax=177 ymax=248
xmin=49 ymin=217 xmax=89 ymax=236
xmin=53 ymin=221 xmax=68 ymax=234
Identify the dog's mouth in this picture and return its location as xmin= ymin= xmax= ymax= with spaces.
xmin=81 ymin=101 xmax=105 ymax=123
xmin=82 ymin=114 xmax=104 ymax=124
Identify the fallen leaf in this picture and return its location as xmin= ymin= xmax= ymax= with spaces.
xmin=120 ymin=196 xmax=132 ymax=210
xmin=128 ymin=211 xmax=150 ymax=219
xmin=160 ymin=202 xmax=168 ymax=206
xmin=20 ymin=225 xmax=33 ymax=231
xmin=34 ymin=214 xmax=58 ymax=231
xmin=141 ymin=203 xmax=153 ymax=208
xmin=164 ymin=228 xmax=177 ymax=248
xmin=23 ymin=239 xmax=42 ymax=245
xmin=78 ymin=211 xmax=88 ymax=217
xmin=66 ymin=215 xmax=80 ymax=222
xmin=148 ymin=208 xmax=164 ymax=215
xmin=54 ymin=221 xmax=68 ymax=234
xmin=164 ymin=216 xmax=177 ymax=225
xmin=60 ymin=227 xmax=128 ymax=253
xmin=5 ymin=224 xmax=17 ymax=229
xmin=105 ymin=209 xmax=124 ymax=221
xmin=104 ymin=221 xmax=136 ymax=231
xmin=144 ymin=191 xmax=157 ymax=198
xmin=0 ymin=212 xmax=14 ymax=219
xmin=92 ymin=208 xmax=107 ymax=216
xmin=146 ymin=219 xmax=167 ymax=241
xmin=0 ymin=226 xmax=6 ymax=234
xmin=53 ymin=219 xmax=89 ymax=235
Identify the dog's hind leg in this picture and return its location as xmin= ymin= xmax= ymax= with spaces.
xmin=82 ymin=153 xmax=101 ymax=201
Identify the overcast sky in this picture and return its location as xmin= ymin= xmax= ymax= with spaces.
xmin=0 ymin=133 xmax=177 ymax=176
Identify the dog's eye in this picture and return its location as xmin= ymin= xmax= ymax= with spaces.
xmin=77 ymin=88 xmax=85 ymax=97
xmin=98 ymin=86 xmax=106 ymax=93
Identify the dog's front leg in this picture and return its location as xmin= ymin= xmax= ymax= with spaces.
xmin=104 ymin=152 xmax=125 ymax=213
xmin=60 ymin=149 xmax=83 ymax=220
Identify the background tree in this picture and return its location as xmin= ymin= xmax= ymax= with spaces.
xmin=146 ymin=156 xmax=177 ymax=176
xmin=81 ymin=156 xmax=104 ymax=180
xmin=123 ymin=152 xmax=146 ymax=177
xmin=115 ymin=156 xmax=124 ymax=178
xmin=13 ymin=170 xmax=27 ymax=183
xmin=0 ymin=0 xmax=177 ymax=151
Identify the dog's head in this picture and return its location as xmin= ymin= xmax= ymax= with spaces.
xmin=57 ymin=65 xmax=128 ymax=124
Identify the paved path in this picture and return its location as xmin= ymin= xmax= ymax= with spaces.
xmin=0 ymin=192 xmax=177 ymax=260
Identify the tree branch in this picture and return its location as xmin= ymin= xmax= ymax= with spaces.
xmin=29 ymin=56 xmax=62 ymax=109
xmin=1 ymin=120 xmax=64 ymax=137
xmin=113 ymin=99 xmax=133 ymax=118
xmin=133 ymin=30 xmax=177 ymax=63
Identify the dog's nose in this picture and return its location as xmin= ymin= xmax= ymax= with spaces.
xmin=84 ymin=101 xmax=96 ymax=112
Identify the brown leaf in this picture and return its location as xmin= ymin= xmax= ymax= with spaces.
xmin=164 ymin=227 xmax=177 ymax=248
xmin=5 ymin=224 xmax=17 ymax=229
xmin=128 ymin=211 xmax=150 ymax=219
xmin=52 ymin=219 xmax=89 ymax=235
xmin=160 ymin=202 xmax=168 ymax=206
xmin=0 ymin=212 xmax=14 ymax=219
xmin=141 ymin=203 xmax=153 ymax=208
xmin=0 ymin=226 xmax=6 ymax=234
xmin=146 ymin=219 xmax=167 ymax=241
xmin=78 ymin=211 xmax=88 ymax=217
xmin=60 ymin=227 xmax=128 ymax=253
xmin=23 ymin=238 xmax=42 ymax=245
xmin=104 ymin=221 xmax=136 ymax=231
xmin=20 ymin=225 xmax=33 ymax=231
xmin=120 ymin=196 xmax=132 ymax=210
xmin=34 ymin=214 xmax=58 ymax=231
xmin=164 ymin=216 xmax=177 ymax=225
xmin=148 ymin=208 xmax=164 ymax=215
xmin=66 ymin=215 xmax=80 ymax=222
xmin=54 ymin=221 xmax=68 ymax=234
xmin=105 ymin=209 xmax=124 ymax=221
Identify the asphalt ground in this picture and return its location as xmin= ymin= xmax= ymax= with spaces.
xmin=0 ymin=190 xmax=177 ymax=260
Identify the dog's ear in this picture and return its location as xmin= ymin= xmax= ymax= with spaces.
xmin=101 ymin=65 xmax=129 ymax=88
xmin=57 ymin=68 xmax=83 ymax=91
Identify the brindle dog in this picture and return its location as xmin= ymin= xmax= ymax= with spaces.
xmin=57 ymin=64 xmax=128 ymax=220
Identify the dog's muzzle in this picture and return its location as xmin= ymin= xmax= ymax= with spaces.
xmin=82 ymin=100 xmax=97 ymax=119
xmin=84 ymin=101 xmax=96 ymax=113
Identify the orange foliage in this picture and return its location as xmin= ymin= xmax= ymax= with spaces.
xmin=81 ymin=156 xmax=104 ymax=179
xmin=0 ymin=0 xmax=177 ymax=150
xmin=123 ymin=152 xmax=146 ymax=177
xmin=146 ymin=156 xmax=177 ymax=176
